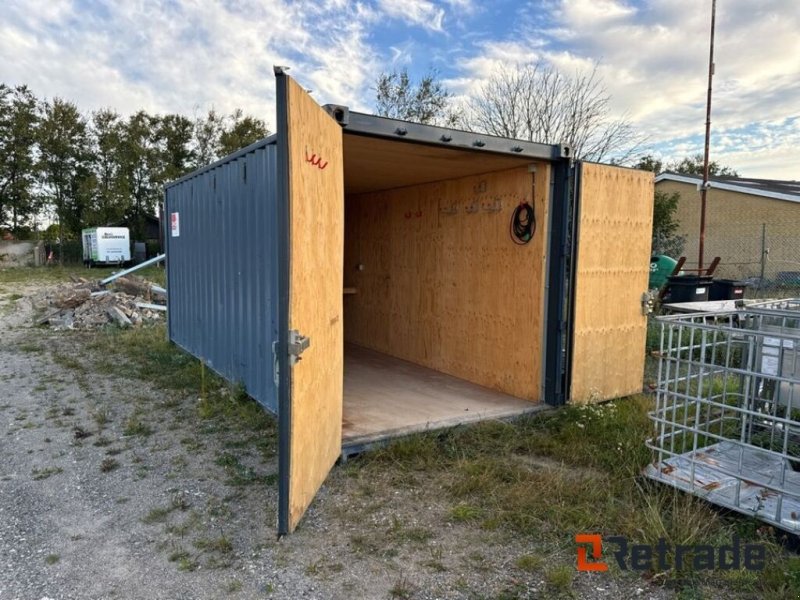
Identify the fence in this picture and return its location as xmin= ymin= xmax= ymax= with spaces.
xmin=677 ymin=223 xmax=800 ymax=296
xmin=645 ymin=300 xmax=800 ymax=532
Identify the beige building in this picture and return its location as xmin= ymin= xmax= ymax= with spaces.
xmin=655 ymin=173 xmax=800 ymax=282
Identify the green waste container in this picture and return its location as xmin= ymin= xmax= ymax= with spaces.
xmin=649 ymin=255 xmax=678 ymax=289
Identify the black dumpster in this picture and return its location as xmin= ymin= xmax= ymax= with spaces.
xmin=663 ymin=275 xmax=713 ymax=303
xmin=709 ymin=279 xmax=748 ymax=301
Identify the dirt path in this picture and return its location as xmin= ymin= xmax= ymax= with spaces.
xmin=0 ymin=281 xmax=671 ymax=600
xmin=0 ymin=289 xmax=291 ymax=599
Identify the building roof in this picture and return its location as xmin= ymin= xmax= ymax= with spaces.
xmin=655 ymin=172 xmax=800 ymax=204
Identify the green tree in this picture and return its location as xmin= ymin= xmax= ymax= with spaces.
xmin=118 ymin=111 xmax=161 ymax=240
xmin=89 ymin=108 xmax=127 ymax=226
xmin=157 ymin=113 xmax=195 ymax=182
xmin=0 ymin=84 xmax=41 ymax=232
xmin=219 ymin=108 xmax=269 ymax=156
xmin=193 ymin=108 xmax=224 ymax=168
xmin=375 ymin=68 xmax=459 ymax=126
xmin=634 ymin=156 xmax=685 ymax=257
xmin=633 ymin=154 xmax=663 ymax=175
xmin=651 ymin=190 xmax=685 ymax=256
xmin=38 ymin=97 xmax=92 ymax=263
xmin=668 ymin=153 xmax=738 ymax=177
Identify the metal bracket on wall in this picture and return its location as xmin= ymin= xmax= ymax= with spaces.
xmin=641 ymin=291 xmax=656 ymax=316
xmin=288 ymin=330 xmax=310 ymax=365
xmin=481 ymin=199 xmax=502 ymax=213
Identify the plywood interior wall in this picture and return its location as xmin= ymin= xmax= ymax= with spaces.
xmin=344 ymin=164 xmax=550 ymax=402
xmin=570 ymin=162 xmax=654 ymax=404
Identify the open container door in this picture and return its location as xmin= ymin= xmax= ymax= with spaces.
xmin=275 ymin=68 xmax=344 ymax=534
xmin=569 ymin=162 xmax=653 ymax=403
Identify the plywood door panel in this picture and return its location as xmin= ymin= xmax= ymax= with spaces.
xmin=282 ymin=75 xmax=344 ymax=533
xmin=344 ymin=164 xmax=550 ymax=401
xmin=570 ymin=162 xmax=654 ymax=403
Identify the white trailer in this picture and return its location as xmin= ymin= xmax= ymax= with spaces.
xmin=81 ymin=227 xmax=131 ymax=266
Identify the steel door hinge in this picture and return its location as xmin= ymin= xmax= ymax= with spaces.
xmin=288 ymin=330 xmax=310 ymax=365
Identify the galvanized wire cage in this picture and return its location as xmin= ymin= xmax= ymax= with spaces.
xmin=645 ymin=301 xmax=800 ymax=532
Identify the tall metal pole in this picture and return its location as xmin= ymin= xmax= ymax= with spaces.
xmin=698 ymin=0 xmax=717 ymax=271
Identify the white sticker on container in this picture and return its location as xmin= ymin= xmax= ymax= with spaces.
xmin=171 ymin=212 xmax=180 ymax=237
xmin=695 ymin=287 xmax=706 ymax=295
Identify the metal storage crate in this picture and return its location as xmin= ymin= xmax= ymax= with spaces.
xmin=645 ymin=302 xmax=800 ymax=531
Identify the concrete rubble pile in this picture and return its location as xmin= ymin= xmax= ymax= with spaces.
xmin=33 ymin=274 xmax=166 ymax=330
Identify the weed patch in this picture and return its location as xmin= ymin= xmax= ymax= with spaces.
xmin=215 ymin=452 xmax=277 ymax=487
xmin=353 ymin=396 xmax=800 ymax=598
xmin=123 ymin=415 xmax=152 ymax=437
xmin=32 ymin=466 xmax=63 ymax=480
xmin=100 ymin=458 xmax=119 ymax=473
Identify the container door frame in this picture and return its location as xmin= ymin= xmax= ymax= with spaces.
xmin=275 ymin=68 xmax=345 ymax=535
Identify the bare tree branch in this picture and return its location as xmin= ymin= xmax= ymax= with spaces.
xmin=464 ymin=62 xmax=645 ymax=163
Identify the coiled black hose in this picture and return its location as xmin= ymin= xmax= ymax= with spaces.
xmin=510 ymin=201 xmax=535 ymax=245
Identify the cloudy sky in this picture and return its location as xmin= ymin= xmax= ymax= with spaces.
xmin=2 ymin=0 xmax=798 ymax=178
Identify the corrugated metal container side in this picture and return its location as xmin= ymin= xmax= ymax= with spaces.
xmin=165 ymin=138 xmax=281 ymax=414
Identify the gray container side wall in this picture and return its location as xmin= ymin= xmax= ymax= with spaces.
xmin=165 ymin=141 xmax=280 ymax=414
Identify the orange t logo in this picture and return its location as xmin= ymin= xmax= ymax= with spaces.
xmin=576 ymin=534 xmax=608 ymax=572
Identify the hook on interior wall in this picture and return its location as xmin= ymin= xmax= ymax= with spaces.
xmin=482 ymin=199 xmax=502 ymax=213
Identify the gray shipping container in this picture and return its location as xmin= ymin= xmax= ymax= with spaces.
xmin=165 ymin=69 xmax=654 ymax=534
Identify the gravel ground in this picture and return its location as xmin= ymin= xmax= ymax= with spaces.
xmin=0 ymin=281 xmax=674 ymax=600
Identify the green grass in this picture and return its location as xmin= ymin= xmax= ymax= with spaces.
xmin=32 ymin=466 xmax=63 ymax=480
xmin=449 ymin=503 xmax=483 ymax=522
xmin=514 ymin=554 xmax=543 ymax=572
xmin=0 ymin=264 xmax=166 ymax=286
xmin=122 ymin=415 xmax=153 ymax=437
xmin=167 ymin=547 xmax=199 ymax=572
xmin=214 ymin=452 xmax=277 ymax=487
xmin=142 ymin=506 xmax=173 ymax=524
xmin=193 ymin=535 xmax=233 ymax=554
xmin=544 ymin=565 xmax=573 ymax=592
xmin=353 ymin=396 xmax=800 ymax=599
xmin=41 ymin=320 xmax=277 ymax=459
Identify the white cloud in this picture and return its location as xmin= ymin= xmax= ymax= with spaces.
xmin=447 ymin=0 xmax=800 ymax=177
xmin=0 ymin=0 xmax=381 ymax=126
xmin=1 ymin=0 xmax=797 ymax=180
xmin=377 ymin=0 xmax=445 ymax=32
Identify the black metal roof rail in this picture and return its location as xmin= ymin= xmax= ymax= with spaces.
xmin=324 ymin=105 xmax=570 ymax=162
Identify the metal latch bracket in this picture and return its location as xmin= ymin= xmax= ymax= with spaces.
xmin=288 ymin=330 xmax=310 ymax=365
xmin=641 ymin=291 xmax=656 ymax=316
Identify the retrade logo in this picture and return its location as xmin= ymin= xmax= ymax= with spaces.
xmin=575 ymin=534 xmax=765 ymax=572
xmin=575 ymin=534 xmax=608 ymax=572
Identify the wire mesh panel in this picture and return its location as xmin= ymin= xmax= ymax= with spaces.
xmin=645 ymin=303 xmax=800 ymax=532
